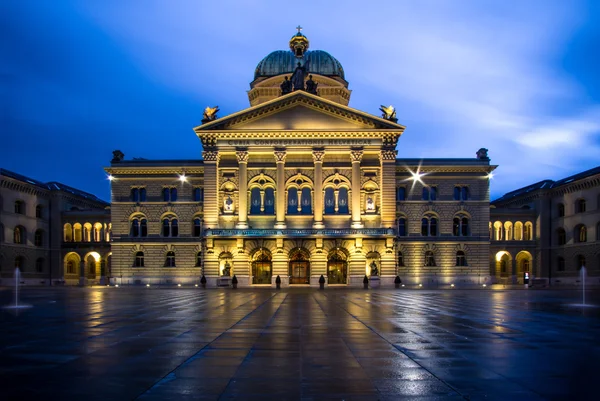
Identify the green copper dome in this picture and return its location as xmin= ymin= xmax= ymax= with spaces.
xmin=254 ymin=50 xmax=345 ymax=81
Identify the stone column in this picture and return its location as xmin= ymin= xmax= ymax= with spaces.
xmin=78 ymin=260 xmax=86 ymax=286
xmin=236 ymin=150 xmax=249 ymax=229
xmin=274 ymin=149 xmax=287 ymax=229
xmin=313 ymin=149 xmax=325 ymax=228
xmin=350 ymin=148 xmax=364 ymax=229
xmin=202 ymin=150 xmax=220 ymax=229
xmin=380 ymin=149 xmax=397 ymax=229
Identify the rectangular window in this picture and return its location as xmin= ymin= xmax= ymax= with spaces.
xmin=396 ymin=187 xmax=406 ymax=201
xmin=194 ymin=188 xmax=204 ymax=202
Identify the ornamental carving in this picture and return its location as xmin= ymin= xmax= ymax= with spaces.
xmin=274 ymin=150 xmax=287 ymax=163
xmin=350 ymin=149 xmax=364 ymax=163
xmin=236 ymin=150 xmax=249 ymax=163
xmin=380 ymin=149 xmax=397 ymax=161
xmin=312 ymin=149 xmax=325 ymax=163
xmin=202 ymin=151 xmax=220 ymax=162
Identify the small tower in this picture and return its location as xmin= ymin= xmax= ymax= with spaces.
xmin=289 ymin=25 xmax=309 ymax=57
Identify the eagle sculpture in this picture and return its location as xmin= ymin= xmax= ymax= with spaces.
xmin=203 ymin=106 xmax=220 ymax=122
xmin=379 ymin=105 xmax=397 ymax=120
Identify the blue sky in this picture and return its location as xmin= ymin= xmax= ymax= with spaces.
xmin=2 ymin=0 xmax=599 ymax=201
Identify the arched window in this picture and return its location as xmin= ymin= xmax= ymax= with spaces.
xmin=424 ymin=250 xmax=436 ymax=267
xmin=513 ymin=222 xmax=522 ymax=240
xmin=264 ymin=188 xmax=275 ymax=215
xmin=195 ymin=252 xmax=202 ymax=267
xmin=130 ymin=216 xmax=147 ymax=237
xmin=165 ymin=251 xmax=176 ymax=267
xmin=453 ymin=216 xmax=470 ymax=236
xmin=131 ymin=188 xmax=139 ymax=202
xmin=35 ymin=258 xmax=44 ymax=273
xmin=421 ymin=215 xmax=438 ymax=236
xmin=398 ymin=217 xmax=407 ymax=237
xmin=252 ymin=248 xmax=272 ymax=285
xmin=287 ymin=187 xmax=298 ymax=214
xmin=73 ymin=223 xmax=82 ymax=242
xmin=557 ymin=228 xmax=566 ymax=245
xmin=575 ymin=225 xmax=587 ymax=243
xmin=105 ymin=223 xmax=112 ymax=241
xmin=524 ymin=222 xmax=533 ymax=240
xmin=14 ymin=226 xmax=25 ymax=244
xmin=83 ymin=223 xmax=92 ymax=242
xmin=576 ymin=199 xmax=586 ymax=214
xmin=522 ymin=259 xmax=530 ymax=272
xmin=67 ymin=261 xmax=75 ymax=274
xmin=338 ymin=188 xmax=349 ymax=214
xmin=34 ymin=229 xmax=43 ymax=247
xmin=193 ymin=218 xmax=202 ymax=237
xmin=250 ymin=188 xmax=261 ymax=214
xmin=504 ymin=222 xmax=513 ymax=240
xmin=14 ymin=200 xmax=24 ymax=214
xmin=327 ymin=249 xmax=348 ymax=284
xmin=493 ymin=221 xmax=503 ymax=240
xmin=15 ymin=256 xmax=24 ymax=269
xmin=140 ymin=188 xmax=146 ymax=202
xmin=64 ymin=223 xmax=73 ymax=242
xmin=556 ymin=257 xmax=565 ymax=272
xmin=162 ymin=217 xmax=178 ymax=237
xmin=398 ymin=251 xmax=405 ymax=267
xmin=35 ymin=205 xmax=43 ymax=218
xmin=324 ymin=188 xmax=335 ymax=214
xmin=577 ymin=255 xmax=586 ymax=270
xmin=558 ymin=203 xmax=565 ymax=217
xmin=396 ymin=187 xmax=406 ymax=201
xmin=301 ymin=187 xmax=311 ymax=214
xmin=456 ymin=251 xmax=467 ymax=266
xmin=134 ymin=252 xmax=144 ymax=267
xmin=93 ymin=223 xmax=102 ymax=242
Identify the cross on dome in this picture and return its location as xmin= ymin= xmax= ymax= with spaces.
xmin=296 ymin=25 xmax=303 ymax=33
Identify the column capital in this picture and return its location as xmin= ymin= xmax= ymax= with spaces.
xmin=312 ymin=148 xmax=325 ymax=163
xmin=274 ymin=149 xmax=287 ymax=163
xmin=350 ymin=148 xmax=363 ymax=163
xmin=236 ymin=150 xmax=249 ymax=163
xmin=202 ymin=151 xmax=220 ymax=163
xmin=380 ymin=149 xmax=397 ymax=162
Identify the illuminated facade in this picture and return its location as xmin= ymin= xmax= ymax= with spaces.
xmin=490 ymin=166 xmax=600 ymax=285
xmin=0 ymin=169 xmax=110 ymax=286
xmin=106 ymin=31 xmax=496 ymax=287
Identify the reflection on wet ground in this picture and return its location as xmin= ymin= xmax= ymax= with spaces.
xmin=1 ymin=287 xmax=599 ymax=400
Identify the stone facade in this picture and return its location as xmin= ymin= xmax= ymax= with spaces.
xmin=0 ymin=169 xmax=109 ymax=285
xmin=491 ymin=167 xmax=600 ymax=285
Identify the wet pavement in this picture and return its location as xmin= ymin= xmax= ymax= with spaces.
xmin=1 ymin=287 xmax=599 ymax=401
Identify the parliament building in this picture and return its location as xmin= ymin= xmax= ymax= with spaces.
xmin=104 ymin=30 xmax=496 ymax=288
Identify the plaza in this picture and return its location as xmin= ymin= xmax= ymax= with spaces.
xmin=1 ymin=286 xmax=599 ymax=400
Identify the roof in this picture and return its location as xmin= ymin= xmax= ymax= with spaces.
xmin=0 ymin=168 xmax=108 ymax=206
xmin=254 ymin=50 xmax=345 ymax=81
xmin=492 ymin=165 xmax=600 ymax=203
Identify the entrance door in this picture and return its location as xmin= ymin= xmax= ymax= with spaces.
xmin=289 ymin=261 xmax=310 ymax=284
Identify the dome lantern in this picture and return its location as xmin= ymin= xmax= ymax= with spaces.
xmin=289 ymin=25 xmax=309 ymax=57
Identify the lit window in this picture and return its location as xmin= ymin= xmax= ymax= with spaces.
xmin=575 ymin=225 xmax=587 ymax=243
xmin=14 ymin=226 xmax=25 ymax=244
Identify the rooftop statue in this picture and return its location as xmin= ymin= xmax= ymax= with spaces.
xmin=202 ymin=106 xmax=220 ymax=123
xmin=280 ymin=76 xmax=292 ymax=95
xmin=291 ymin=61 xmax=309 ymax=91
xmin=379 ymin=105 xmax=397 ymax=122
xmin=306 ymin=75 xmax=318 ymax=95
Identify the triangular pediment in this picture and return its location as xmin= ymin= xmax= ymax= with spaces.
xmin=195 ymin=91 xmax=405 ymax=132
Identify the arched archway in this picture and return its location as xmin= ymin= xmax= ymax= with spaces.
xmin=327 ymin=248 xmax=348 ymax=284
xmin=516 ymin=251 xmax=533 ymax=282
xmin=251 ymin=248 xmax=272 ymax=285
xmin=289 ymin=248 xmax=310 ymax=284
xmin=495 ymin=251 xmax=512 ymax=278
xmin=84 ymin=252 xmax=101 ymax=279
xmin=64 ymin=252 xmax=81 ymax=279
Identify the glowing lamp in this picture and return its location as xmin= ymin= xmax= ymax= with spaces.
xmin=179 ymin=174 xmax=187 ymax=182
